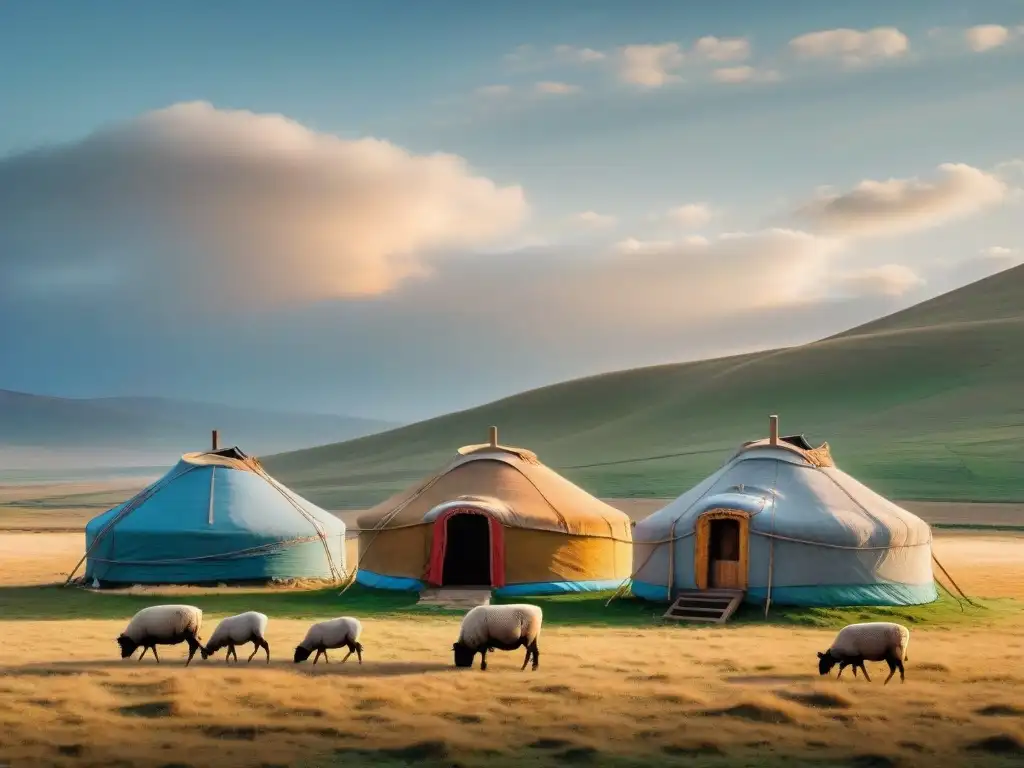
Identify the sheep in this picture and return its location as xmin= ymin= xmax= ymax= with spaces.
xmin=204 ymin=611 xmax=271 ymax=664
xmin=293 ymin=617 xmax=363 ymax=664
xmin=452 ymin=604 xmax=542 ymax=671
xmin=817 ymin=621 xmax=911 ymax=684
xmin=116 ymin=604 xmax=208 ymax=666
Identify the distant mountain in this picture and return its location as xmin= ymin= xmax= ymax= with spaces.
xmin=0 ymin=390 xmax=398 ymax=466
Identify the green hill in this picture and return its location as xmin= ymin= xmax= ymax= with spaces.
xmin=265 ymin=264 xmax=1024 ymax=509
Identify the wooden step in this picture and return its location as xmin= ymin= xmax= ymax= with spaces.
xmin=663 ymin=589 xmax=744 ymax=624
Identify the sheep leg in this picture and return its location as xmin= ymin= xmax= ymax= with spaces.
xmin=340 ymin=649 xmax=353 ymax=663
xmin=247 ymin=639 xmax=265 ymax=663
xmin=322 ymin=649 xmax=329 ymax=664
xmin=836 ymin=661 xmax=847 ymax=679
xmin=151 ymin=646 xmax=160 ymax=664
xmin=138 ymin=646 xmax=148 ymax=661
xmin=532 ymin=643 xmax=540 ymax=671
xmin=264 ymin=639 xmax=271 ymax=663
xmin=479 ymin=648 xmax=488 ymax=671
xmin=355 ymin=642 xmax=363 ymax=664
xmin=312 ymin=649 xmax=323 ymax=665
xmin=883 ymin=658 xmax=897 ymax=686
xmin=857 ymin=661 xmax=871 ymax=682
xmin=521 ymin=647 xmax=531 ymax=671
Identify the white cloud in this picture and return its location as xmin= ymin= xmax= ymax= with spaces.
xmin=0 ymin=101 xmax=528 ymax=309
xmin=836 ymin=264 xmax=925 ymax=298
xmin=711 ymin=66 xmax=782 ymax=83
xmin=667 ymin=203 xmax=713 ymax=228
xmin=983 ymin=245 xmax=1015 ymax=257
xmin=964 ymin=24 xmax=1012 ymax=52
xmin=534 ymin=81 xmax=580 ymax=95
xmin=794 ymin=163 xmax=1009 ymax=238
xmin=553 ymin=44 xmax=607 ymax=64
xmin=788 ymin=27 xmax=909 ymax=68
xmin=572 ymin=211 xmax=617 ymax=229
xmin=475 ymin=84 xmax=511 ymax=97
xmin=692 ymin=36 xmax=752 ymax=62
xmin=602 ymin=229 xmax=843 ymax=317
xmin=617 ymin=43 xmax=685 ymax=87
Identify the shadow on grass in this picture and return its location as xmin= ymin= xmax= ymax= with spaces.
xmin=0 ymin=583 xmax=1016 ymax=629
xmin=0 ymin=659 xmax=455 ymax=678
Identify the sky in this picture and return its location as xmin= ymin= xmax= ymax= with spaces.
xmin=0 ymin=0 xmax=1022 ymax=422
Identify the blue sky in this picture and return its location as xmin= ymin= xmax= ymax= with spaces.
xmin=0 ymin=0 xmax=1022 ymax=421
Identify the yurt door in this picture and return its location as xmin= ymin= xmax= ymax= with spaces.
xmin=695 ymin=510 xmax=749 ymax=591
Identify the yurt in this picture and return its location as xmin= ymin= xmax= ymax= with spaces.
xmin=355 ymin=427 xmax=633 ymax=595
xmin=78 ymin=439 xmax=346 ymax=586
xmin=631 ymin=416 xmax=937 ymax=607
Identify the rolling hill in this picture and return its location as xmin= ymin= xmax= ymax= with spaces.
xmin=265 ymin=263 xmax=1024 ymax=510
xmin=0 ymin=391 xmax=397 ymax=468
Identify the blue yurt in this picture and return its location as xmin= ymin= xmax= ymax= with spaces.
xmin=80 ymin=446 xmax=346 ymax=586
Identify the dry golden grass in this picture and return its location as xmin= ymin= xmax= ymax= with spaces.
xmin=2 ymin=614 xmax=1024 ymax=767
xmin=0 ymin=532 xmax=1021 ymax=766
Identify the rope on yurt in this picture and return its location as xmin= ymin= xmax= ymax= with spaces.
xmin=337 ymin=457 xmax=457 ymax=596
xmin=84 ymin=535 xmax=325 ymax=565
xmin=247 ymin=459 xmax=344 ymax=583
xmin=603 ymin=530 xmax=696 ymax=607
xmin=931 ymin=552 xmax=978 ymax=608
xmin=933 ymin=576 xmax=966 ymax=613
xmin=64 ymin=460 xmax=201 ymax=586
xmin=763 ymin=461 xmax=781 ymax=619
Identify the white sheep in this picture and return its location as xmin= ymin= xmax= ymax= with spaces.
xmin=452 ymin=604 xmax=542 ymax=671
xmin=204 ymin=611 xmax=271 ymax=664
xmin=116 ymin=604 xmax=208 ymax=666
xmin=293 ymin=617 xmax=363 ymax=665
xmin=817 ymin=621 xmax=911 ymax=684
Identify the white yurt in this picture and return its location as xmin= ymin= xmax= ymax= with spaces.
xmin=631 ymin=416 xmax=937 ymax=607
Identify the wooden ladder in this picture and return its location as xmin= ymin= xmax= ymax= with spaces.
xmin=662 ymin=589 xmax=744 ymax=624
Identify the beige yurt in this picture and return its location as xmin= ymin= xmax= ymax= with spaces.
xmin=355 ymin=428 xmax=633 ymax=596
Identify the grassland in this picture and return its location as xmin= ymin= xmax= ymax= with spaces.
xmin=1 ymin=527 xmax=1022 ymax=768
xmin=260 ymin=265 xmax=1024 ymax=511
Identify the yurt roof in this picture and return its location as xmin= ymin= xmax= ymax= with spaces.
xmin=634 ymin=417 xmax=931 ymax=548
xmin=356 ymin=428 xmax=630 ymax=538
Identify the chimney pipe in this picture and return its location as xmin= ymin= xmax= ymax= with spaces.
xmin=769 ymin=415 xmax=778 ymax=446
xmin=211 ymin=429 xmax=219 ymax=451
xmin=488 ymin=426 xmax=498 ymax=447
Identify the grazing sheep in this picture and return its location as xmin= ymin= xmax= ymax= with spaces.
xmin=293 ymin=617 xmax=363 ymax=664
xmin=452 ymin=604 xmax=542 ymax=671
xmin=817 ymin=621 xmax=910 ymax=684
xmin=205 ymin=611 xmax=271 ymax=664
xmin=116 ymin=605 xmax=208 ymax=666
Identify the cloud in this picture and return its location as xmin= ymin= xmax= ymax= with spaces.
xmin=692 ymin=36 xmax=752 ymax=62
xmin=794 ymin=163 xmax=1009 ymax=238
xmin=836 ymin=264 xmax=925 ymax=298
xmin=572 ymin=211 xmax=618 ymax=229
xmin=0 ymin=102 xmax=527 ymax=309
xmin=964 ymin=24 xmax=1012 ymax=52
xmin=474 ymin=84 xmax=512 ymax=97
xmin=711 ymin=66 xmax=782 ymax=84
xmin=788 ymin=27 xmax=909 ymax=68
xmin=553 ymin=44 xmax=607 ymax=64
xmin=617 ymin=43 xmax=685 ymax=87
xmin=983 ymin=245 xmax=1015 ymax=257
xmin=667 ymin=203 xmax=713 ymax=228
xmin=534 ymin=81 xmax=580 ymax=95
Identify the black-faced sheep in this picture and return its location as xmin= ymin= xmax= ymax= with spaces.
xmin=116 ymin=605 xmax=208 ymax=666
xmin=817 ymin=621 xmax=910 ymax=684
xmin=293 ymin=617 xmax=363 ymax=664
xmin=204 ymin=611 xmax=271 ymax=663
xmin=452 ymin=604 xmax=542 ymax=671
